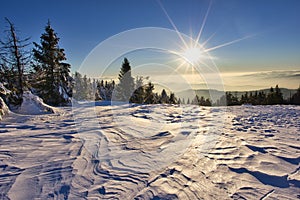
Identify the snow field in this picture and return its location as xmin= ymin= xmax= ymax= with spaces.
xmin=0 ymin=103 xmax=299 ymax=199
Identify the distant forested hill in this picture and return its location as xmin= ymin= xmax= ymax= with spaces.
xmin=176 ymin=88 xmax=298 ymax=103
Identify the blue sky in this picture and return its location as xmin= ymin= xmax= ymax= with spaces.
xmin=0 ymin=0 xmax=300 ymax=90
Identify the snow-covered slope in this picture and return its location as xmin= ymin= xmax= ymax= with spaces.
xmin=0 ymin=104 xmax=299 ymax=199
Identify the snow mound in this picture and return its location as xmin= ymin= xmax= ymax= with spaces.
xmin=17 ymin=91 xmax=55 ymax=115
xmin=0 ymin=83 xmax=10 ymax=120
xmin=0 ymin=96 xmax=9 ymax=120
xmin=0 ymin=82 xmax=11 ymax=95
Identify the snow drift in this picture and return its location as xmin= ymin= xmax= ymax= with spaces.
xmin=0 ymin=83 xmax=10 ymax=120
xmin=0 ymin=97 xmax=9 ymax=120
xmin=17 ymin=91 xmax=55 ymax=115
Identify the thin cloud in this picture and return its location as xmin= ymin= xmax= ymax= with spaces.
xmin=239 ymin=70 xmax=300 ymax=79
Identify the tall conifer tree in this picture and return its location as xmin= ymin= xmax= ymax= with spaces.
xmin=115 ymin=58 xmax=134 ymax=101
xmin=32 ymin=20 xmax=72 ymax=105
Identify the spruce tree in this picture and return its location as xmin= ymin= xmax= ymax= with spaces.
xmin=144 ymin=82 xmax=155 ymax=104
xmin=199 ymin=96 xmax=206 ymax=105
xmin=244 ymin=92 xmax=249 ymax=103
xmin=226 ymin=92 xmax=240 ymax=106
xmin=267 ymin=85 xmax=283 ymax=105
xmin=115 ymin=58 xmax=134 ymax=101
xmin=32 ymin=20 xmax=72 ymax=106
xmin=73 ymin=71 xmax=87 ymax=100
xmin=204 ymin=98 xmax=212 ymax=106
xmin=97 ymin=79 xmax=115 ymax=101
xmin=291 ymin=86 xmax=300 ymax=105
xmin=274 ymin=85 xmax=284 ymax=104
xmin=160 ymin=89 xmax=169 ymax=104
xmin=192 ymin=95 xmax=200 ymax=105
xmin=130 ymin=76 xmax=145 ymax=104
xmin=178 ymin=98 xmax=182 ymax=104
xmin=169 ymin=93 xmax=177 ymax=104
xmin=258 ymin=91 xmax=266 ymax=105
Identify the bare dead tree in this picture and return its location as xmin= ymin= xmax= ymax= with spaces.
xmin=0 ymin=18 xmax=31 ymax=105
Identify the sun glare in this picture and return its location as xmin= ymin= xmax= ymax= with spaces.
xmin=181 ymin=47 xmax=203 ymax=65
xmin=158 ymin=0 xmax=253 ymax=71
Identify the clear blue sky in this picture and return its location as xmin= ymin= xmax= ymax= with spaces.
xmin=1 ymin=0 xmax=300 ymax=90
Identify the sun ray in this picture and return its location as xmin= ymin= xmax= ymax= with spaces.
xmin=204 ymin=34 xmax=256 ymax=52
xmin=174 ymin=60 xmax=188 ymax=73
xmin=202 ymin=29 xmax=218 ymax=47
xmin=188 ymin=26 xmax=195 ymax=47
xmin=157 ymin=0 xmax=189 ymax=49
xmin=165 ymin=57 xmax=182 ymax=66
xmin=194 ymin=0 xmax=212 ymax=47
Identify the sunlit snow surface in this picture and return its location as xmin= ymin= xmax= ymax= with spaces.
xmin=0 ymin=104 xmax=299 ymax=199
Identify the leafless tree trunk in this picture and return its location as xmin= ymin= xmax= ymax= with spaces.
xmin=6 ymin=18 xmax=24 ymax=95
xmin=0 ymin=18 xmax=30 ymax=105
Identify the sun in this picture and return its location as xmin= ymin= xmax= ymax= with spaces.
xmin=168 ymin=43 xmax=208 ymax=74
xmin=181 ymin=47 xmax=203 ymax=65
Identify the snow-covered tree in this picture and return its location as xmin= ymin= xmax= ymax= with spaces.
xmin=192 ymin=95 xmax=211 ymax=106
xmin=97 ymin=79 xmax=115 ymax=101
xmin=73 ymin=72 xmax=87 ymax=100
xmin=159 ymin=89 xmax=169 ymax=104
xmin=32 ymin=20 xmax=72 ymax=106
xmin=291 ymin=86 xmax=300 ymax=105
xmin=130 ymin=76 xmax=145 ymax=104
xmin=266 ymin=85 xmax=284 ymax=105
xmin=115 ymin=58 xmax=134 ymax=102
xmin=187 ymin=98 xmax=190 ymax=104
xmin=143 ymin=82 xmax=155 ymax=104
xmin=169 ymin=93 xmax=177 ymax=104
xmin=73 ymin=72 xmax=100 ymax=101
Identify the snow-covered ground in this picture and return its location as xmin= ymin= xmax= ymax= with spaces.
xmin=0 ymin=103 xmax=299 ymax=199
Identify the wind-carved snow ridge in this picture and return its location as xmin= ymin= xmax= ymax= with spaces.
xmin=0 ymin=104 xmax=299 ymax=199
xmin=72 ymin=100 xmax=102 ymax=157
xmin=72 ymin=102 xmax=224 ymax=173
xmin=69 ymin=101 xmax=227 ymax=199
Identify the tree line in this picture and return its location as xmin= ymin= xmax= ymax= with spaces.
xmin=216 ymin=85 xmax=300 ymax=106
xmin=73 ymin=57 xmax=214 ymax=106
xmin=1 ymin=18 xmax=299 ymax=109
xmin=73 ymin=58 xmax=179 ymax=104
